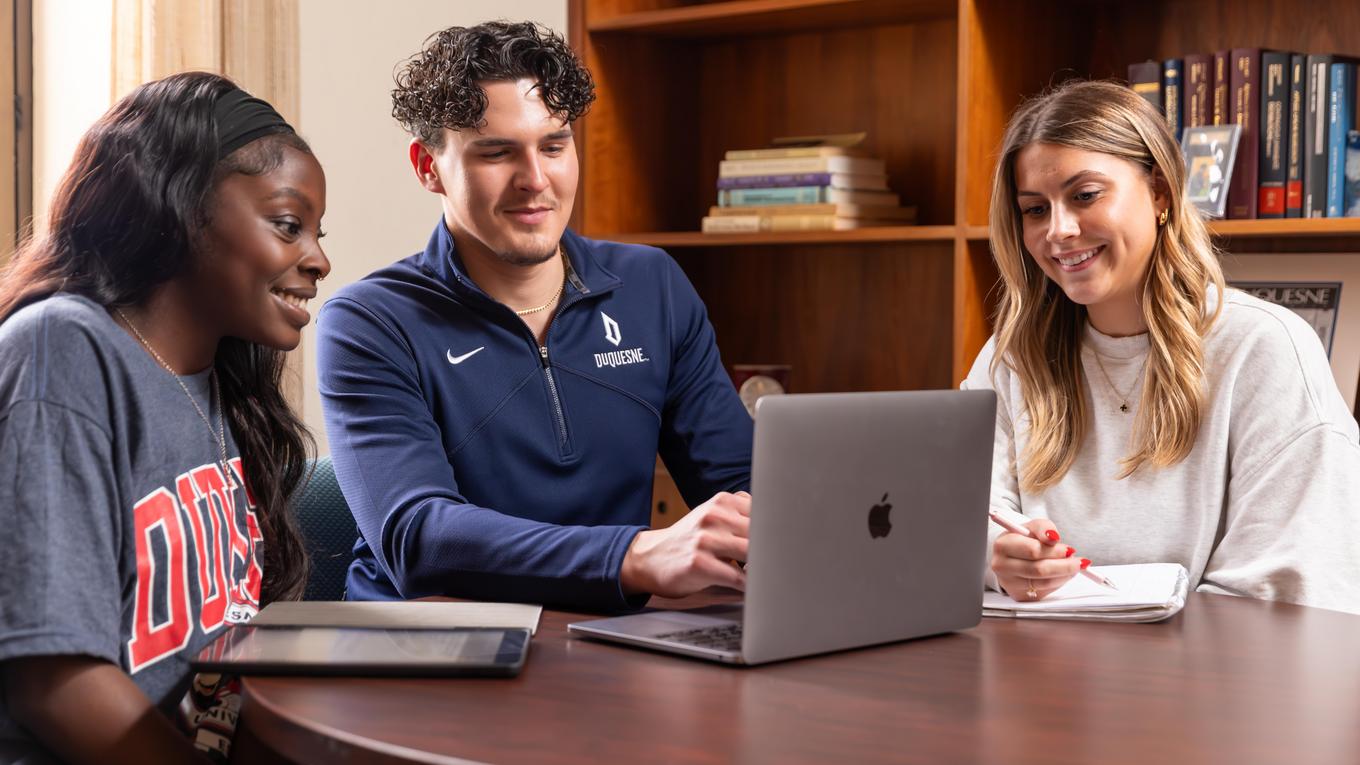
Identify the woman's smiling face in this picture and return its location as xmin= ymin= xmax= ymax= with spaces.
xmin=1013 ymin=142 xmax=1167 ymax=335
xmin=191 ymin=144 xmax=330 ymax=351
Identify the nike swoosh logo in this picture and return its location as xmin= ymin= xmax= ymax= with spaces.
xmin=446 ymin=347 xmax=485 ymax=365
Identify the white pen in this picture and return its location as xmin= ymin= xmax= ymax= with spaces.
xmin=988 ymin=510 xmax=1119 ymax=591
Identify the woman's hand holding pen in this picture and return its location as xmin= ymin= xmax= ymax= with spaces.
xmin=990 ymin=517 xmax=1085 ymax=602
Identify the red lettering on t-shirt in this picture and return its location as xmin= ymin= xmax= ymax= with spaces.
xmin=128 ymin=460 xmax=265 ymax=671
xmin=187 ymin=465 xmax=236 ymax=633
xmin=227 ymin=458 xmax=263 ymax=614
xmin=127 ymin=488 xmax=192 ymax=673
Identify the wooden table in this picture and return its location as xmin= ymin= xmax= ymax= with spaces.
xmin=236 ymin=593 xmax=1360 ymax=765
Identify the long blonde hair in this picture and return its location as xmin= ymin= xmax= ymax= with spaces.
xmin=988 ymin=80 xmax=1225 ymax=493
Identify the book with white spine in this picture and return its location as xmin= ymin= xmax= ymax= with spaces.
xmin=718 ymin=156 xmax=886 ymax=178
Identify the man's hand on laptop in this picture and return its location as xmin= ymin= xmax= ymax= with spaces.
xmin=620 ymin=491 xmax=751 ymax=598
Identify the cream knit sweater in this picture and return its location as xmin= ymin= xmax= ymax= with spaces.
xmin=964 ymin=289 xmax=1360 ymax=614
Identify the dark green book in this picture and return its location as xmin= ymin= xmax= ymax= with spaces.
xmin=1258 ymin=51 xmax=1291 ymax=218
xmin=1286 ymin=53 xmax=1306 ymax=217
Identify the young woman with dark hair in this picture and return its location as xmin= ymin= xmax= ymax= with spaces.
xmin=0 ymin=71 xmax=328 ymax=763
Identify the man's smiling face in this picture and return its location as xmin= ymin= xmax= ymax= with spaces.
xmin=426 ymin=77 xmax=579 ymax=267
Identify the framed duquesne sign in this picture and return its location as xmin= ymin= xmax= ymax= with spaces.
xmin=1223 ymin=252 xmax=1360 ymax=411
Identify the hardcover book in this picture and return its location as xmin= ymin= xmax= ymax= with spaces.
xmin=1304 ymin=54 xmax=1336 ymax=217
xmin=1128 ymin=60 xmax=1162 ymax=112
xmin=718 ymin=156 xmax=886 ymax=178
xmin=1346 ymin=130 xmax=1360 ymax=216
xmin=1286 ymin=53 xmax=1307 ymax=217
xmin=1258 ymin=51 xmax=1292 ymax=218
xmin=707 ymin=203 xmax=916 ymax=221
xmin=723 ymin=145 xmax=865 ymax=161
xmin=1185 ymin=53 xmax=1213 ymax=128
xmin=1163 ymin=59 xmax=1184 ymax=139
xmin=1213 ymin=50 xmax=1231 ymax=125
xmin=701 ymin=215 xmax=895 ymax=233
xmin=715 ymin=172 xmax=888 ymax=191
xmin=1327 ymin=61 xmax=1356 ymax=216
xmin=1228 ymin=48 xmax=1262 ymax=219
xmin=717 ymin=186 xmax=899 ymax=207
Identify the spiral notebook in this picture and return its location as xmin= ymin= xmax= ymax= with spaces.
xmin=982 ymin=563 xmax=1189 ymax=622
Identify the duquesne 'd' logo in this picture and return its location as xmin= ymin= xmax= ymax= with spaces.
xmin=601 ymin=312 xmax=622 ymax=346
xmin=595 ymin=312 xmax=649 ymax=369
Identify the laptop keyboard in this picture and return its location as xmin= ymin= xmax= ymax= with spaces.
xmin=654 ymin=623 xmax=743 ymax=652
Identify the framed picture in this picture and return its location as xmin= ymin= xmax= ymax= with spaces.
xmin=1222 ymin=253 xmax=1360 ymax=411
xmin=1181 ymin=124 xmax=1242 ymax=219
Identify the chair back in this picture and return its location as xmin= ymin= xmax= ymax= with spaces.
xmin=293 ymin=456 xmax=358 ymax=601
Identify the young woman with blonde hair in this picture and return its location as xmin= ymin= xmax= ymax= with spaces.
xmin=963 ymin=79 xmax=1360 ymax=614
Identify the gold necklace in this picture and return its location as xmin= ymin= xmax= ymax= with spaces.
xmin=115 ymin=308 xmax=238 ymax=492
xmin=514 ymin=282 xmax=564 ymax=316
xmin=1090 ymin=349 xmax=1148 ymax=414
xmin=513 ymin=248 xmax=567 ymax=317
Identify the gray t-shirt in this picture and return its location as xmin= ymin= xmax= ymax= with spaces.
xmin=0 ymin=294 xmax=263 ymax=759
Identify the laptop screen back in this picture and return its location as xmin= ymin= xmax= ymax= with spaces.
xmin=741 ymin=390 xmax=996 ymax=664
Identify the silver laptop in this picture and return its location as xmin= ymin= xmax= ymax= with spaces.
xmin=568 ymin=389 xmax=996 ymax=665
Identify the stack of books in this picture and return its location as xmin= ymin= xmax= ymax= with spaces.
xmin=701 ymin=139 xmax=916 ymax=233
xmin=1130 ymin=51 xmax=1360 ymax=218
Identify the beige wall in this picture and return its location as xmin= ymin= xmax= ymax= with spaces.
xmin=1 ymin=0 xmax=15 ymax=260
xmin=297 ymin=0 xmax=567 ymax=453
xmin=32 ymin=0 xmax=113 ymax=228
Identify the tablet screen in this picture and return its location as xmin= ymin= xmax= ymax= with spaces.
xmin=193 ymin=626 xmax=530 ymax=677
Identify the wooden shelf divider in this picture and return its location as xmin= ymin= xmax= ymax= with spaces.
xmin=607 ymin=226 xmax=959 ymax=248
xmin=588 ymin=0 xmax=956 ymax=37
xmin=1209 ymin=219 xmax=1360 ymax=238
xmin=963 ymin=219 xmax=1360 ymax=241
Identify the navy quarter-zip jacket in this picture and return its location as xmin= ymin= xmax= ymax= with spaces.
xmin=316 ymin=222 xmax=754 ymax=610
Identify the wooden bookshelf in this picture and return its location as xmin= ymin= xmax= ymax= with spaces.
xmin=568 ymin=0 xmax=1360 ymax=512
xmin=587 ymin=0 xmax=955 ymax=37
xmin=610 ymin=225 xmax=958 ymax=247
xmin=966 ymin=219 xmax=1360 ymax=240
xmin=1210 ymin=219 xmax=1360 ymax=237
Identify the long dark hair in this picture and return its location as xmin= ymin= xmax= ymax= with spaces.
xmin=0 ymin=71 xmax=311 ymax=603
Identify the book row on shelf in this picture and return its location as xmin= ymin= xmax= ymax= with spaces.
xmin=700 ymin=139 xmax=917 ymax=234
xmin=1129 ymin=50 xmax=1360 ymax=220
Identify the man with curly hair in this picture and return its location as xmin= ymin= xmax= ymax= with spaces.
xmin=317 ymin=21 xmax=754 ymax=610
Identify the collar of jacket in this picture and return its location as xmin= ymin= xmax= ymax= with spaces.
xmin=417 ymin=218 xmax=624 ymax=305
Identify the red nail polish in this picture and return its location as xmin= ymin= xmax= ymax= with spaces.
xmin=1065 ymin=547 xmax=1075 ymax=558
xmin=1080 ymin=558 xmax=1091 ymax=570
xmin=1045 ymin=530 xmax=1061 ymax=542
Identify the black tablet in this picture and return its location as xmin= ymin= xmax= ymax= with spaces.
xmin=192 ymin=625 xmax=530 ymax=677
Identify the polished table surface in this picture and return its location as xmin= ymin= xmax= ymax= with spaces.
xmin=238 ymin=592 xmax=1360 ymax=765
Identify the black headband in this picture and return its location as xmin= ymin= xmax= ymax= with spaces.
xmin=214 ymin=86 xmax=295 ymax=159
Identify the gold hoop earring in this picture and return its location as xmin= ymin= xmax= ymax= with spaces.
xmin=1157 ymin=209 xmax=1169 ymax=227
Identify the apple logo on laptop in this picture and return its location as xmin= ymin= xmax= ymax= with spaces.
xmin=868 ymin=493 xmax=893 ymax=538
